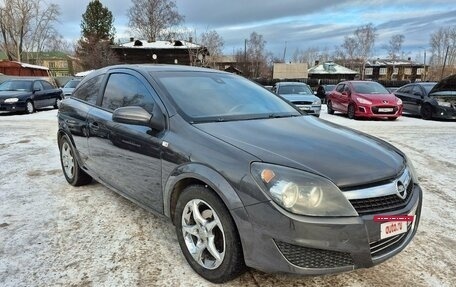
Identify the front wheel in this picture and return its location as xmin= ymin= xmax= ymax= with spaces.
xmin=388 ymin=117 xmax=397 ymax=121
xmin=175 ymin=185 xmax=246 ymax=283
xmin=347 ymin=104 xmax=356 ymax=119
xmin=25 ymin=100 xmax=35 ymax=114
xmin=420 ymin=104 xmax=433 ymax=120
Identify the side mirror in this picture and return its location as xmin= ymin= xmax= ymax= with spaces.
xmin=112 ymin=106 xmax=165 ymax=131
xmin=33 ymin=88 xmax=41 ymax=93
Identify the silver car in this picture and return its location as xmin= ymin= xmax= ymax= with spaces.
xmin=60 ymin=79 xmax=81 ymax=98
xmin=273 ymin=82 xmax=321 ymax=117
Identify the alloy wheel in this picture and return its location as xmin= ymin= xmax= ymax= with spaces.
xmin=181 ymin=199 xmax=226 ymax=270
xmin=61 ymin=141 xmax=75 ymax=179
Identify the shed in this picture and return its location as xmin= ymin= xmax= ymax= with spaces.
xmin=0 ymin=60 xmax=50 ymax=77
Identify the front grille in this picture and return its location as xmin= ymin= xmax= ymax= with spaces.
xmin=370 ymin=223 xmax=412 ymax=258
xmin=292 ymin=101 xmax=312 ymax=105
xmin=275 ymin=241 xmax=354 ymax=268
xmin=349 ymin=180 xmax=414 ymax=215
xmin=371 ymin=106 xmax=398 ymax=114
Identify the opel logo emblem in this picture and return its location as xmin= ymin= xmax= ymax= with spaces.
xmin=396 ymin=181 xmax=407 ymax=199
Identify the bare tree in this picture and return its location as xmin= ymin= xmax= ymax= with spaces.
xmin=354 ymin=23 xmax=376 ymax=79
xmin=128 ymin=0 xmax=184 ymax=42
xmin=429 ymin=26 xmax=456 ymax=67
xmin=200 ymin=30 xmax=224 ymax=68
xmin=246 ymin=32 xmax=267 ymax=78
xmin=0 ymin=0 xmax=61 ymax=62
xmin=384 ymin=34 xmax=405 ymax=60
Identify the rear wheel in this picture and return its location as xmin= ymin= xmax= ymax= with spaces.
xmin=25 ymin=100 xmax=35 ymax=114
xmin=327 ymin=101 xmax=334 ymax=114
xmin=175 ymin=185 xmax=246 ymax=283
xmin=347 ymin=104 xmax=356 ymax=119
xmin=420 ymin=104 xmax=433 ymax=120
xmin=59 ymin=135 xmax=92 ymax=186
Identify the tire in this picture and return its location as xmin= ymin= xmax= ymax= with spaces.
xmin=420 ymin=104 xmax=433 ymax=120
xmin=25 ymin=100 xmax=35 ymax=114
xmin=388 ymin=117 xmax=397 ymax=121
xmin=175 ymin=185 xmax=246 ymax=283
xmin=347 ymin=104 xmax=356 ymax=119
xmin=54 ymin=96 xmax=62 ymax=109
xmin=327 ymin=101 xmax=334 ymax=114
xmin=59 ymin=135 xmax=92 ymax=186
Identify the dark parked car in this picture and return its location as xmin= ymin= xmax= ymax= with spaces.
xmin=327 ymin=81 xmax=403 ymax=120
xmin=394 ymin=80 xmax=455 ymax=120
xmin=0 ymin=79 xmax=63 ymax=113
xmin=272 ymin=82 xmax=321 ymax=116
xmin=58 ymin=65 xmax=421 ymax=283
xmin=61 ymin=79 xmax=81 ymax=98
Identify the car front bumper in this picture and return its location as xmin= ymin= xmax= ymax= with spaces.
xmin=0 ymin=101 xmax=26 ymax=112
xmin=355 ymin=105 xmax=403 ymax=119
xmin=237 ymin=184 xmax=422 ymax=275
xmin=296 ymin=105 xmax=321 ymax=116
xmin=433 ymin=105 xmax=456 ymax=119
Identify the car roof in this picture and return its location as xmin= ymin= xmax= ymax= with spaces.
xmin=275 ymin=82 xmax=309 ymax=86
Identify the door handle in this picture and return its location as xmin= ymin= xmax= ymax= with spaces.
xmin=89 ymin=122 xmax=99 ymax=130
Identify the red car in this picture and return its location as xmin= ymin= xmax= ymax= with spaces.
xmin=327 ymin=81 xmax=403 ymax=120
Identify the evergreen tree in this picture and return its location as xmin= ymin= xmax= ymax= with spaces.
xmin=76 ymin=0 xmax=118 ymax=70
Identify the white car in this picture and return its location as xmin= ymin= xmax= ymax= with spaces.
xmin=273 ymin=82 xmax=322 ymax=117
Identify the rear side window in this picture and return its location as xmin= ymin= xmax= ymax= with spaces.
xmin=102 ymin=73 xmax=155 ymax=113
xmin=336 ymin=84 xmax=345 ymax=93
xmin=41 ymin=81 xmax=54 ymax=90
xmin=398 ymin=85 xmax=412 ymax=94
xmin=72 ymin=75 xmax=104 ymax=105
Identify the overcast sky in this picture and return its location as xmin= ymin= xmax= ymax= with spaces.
xmin=54 ymin=0 xmax=456 ymax=62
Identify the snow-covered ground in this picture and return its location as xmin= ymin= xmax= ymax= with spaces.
xmin=0 ymin=107 xmax=455 ymax=287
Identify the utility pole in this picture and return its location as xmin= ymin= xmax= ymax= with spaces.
xmin=244 ymin=39 xmax=247 ymax=75
xmin=282 ymin=41 xmax=287 ymax=63
xmin=423 ymin=50 xmax=426 ymax=81
xmin=441 ymin=46 xmax=449 ymax=80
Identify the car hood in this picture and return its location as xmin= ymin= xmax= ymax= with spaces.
xmin=357 ymin=93 xmax=398 ymax=104
xmin=281 ymin=94 xmax=318 ymax=102
xmin=61 ymin=88 xmax=75 ymax=94
xmin=429 ymin=74 xmax=456 ymax=97
xmin=0 ymin=91 xmax=30 ymax=99
xmin=195 ymin=116 xmax=404 ymax=188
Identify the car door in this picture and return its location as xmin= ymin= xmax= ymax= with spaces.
xmin=40 ymin=80 xmax=60 ymax=106
xmin=87 ymin=70 xmax=165 ymax=212
xmin=395 ymin=85 xmax=414 ymax=114
xmin=31 ymin=81 xmax=46 ymax=108
xmin=410 ymin=85 xmax=425 ymax=114
xmin=330 ymin=83 xmax=345 ymax=111
xmin=340 ymin=84 xmax=352 ymax=112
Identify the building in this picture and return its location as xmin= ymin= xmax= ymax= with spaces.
xmin=308 ymin=61 xmax=358 ymax=82
xmin=111 ymin=39 xmax=208 ymax=66
xmin=273 ymin=63 xmax=308 ymax=79
xmin=364 ymin=59 xmax=427 ymax=82
xmin=0 ymin=60 xmax=50 ymax=77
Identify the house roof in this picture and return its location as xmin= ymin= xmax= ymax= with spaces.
xmin=114 ymin=39 xmax=203 ymax=50
xmin=0 ymin=60 xmax=48 ymax=71
xmin=308 ymin=62 xmax=358 ymax=75
xmin=366 ymin=59 xmax=423 ymax=67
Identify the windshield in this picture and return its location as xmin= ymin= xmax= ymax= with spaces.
xmin=278 ymin=84 xmax=313 ymax=95
xmin=422 ymin=83 xmax=436 ymax=95
xmin=153 ymin=72 xmax=300 ymax=123
xmin=0 ymin=80 xmax=32 ymax=92
xmin=352 ymin=82 xmax=389 ymax=94
xmin=64 ymin=80 xmax=80 ymax=88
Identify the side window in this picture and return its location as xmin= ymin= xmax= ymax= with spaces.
xmin=336 ymin=84 xmax=345 ymax=93
xmin=102 ymin=73 xmax=155 ymax=113
xmin=412 ymin=85 xmax=423 ymax=97
xmin=33 ymin=81 xmax=43 ymax=91
xmin=399 ymin=85 xmax=412 ymax=94
xmin=72 ymin=75 xmax=104 ymax=105
xmin=41 ymin=81 xmax=54 ymax=90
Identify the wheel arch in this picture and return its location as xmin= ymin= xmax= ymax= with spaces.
xmin=164 ymin=163 xmax=245 ymax=224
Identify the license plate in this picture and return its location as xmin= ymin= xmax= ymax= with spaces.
xmin=380 ymin=221 xmax=407 ymax=239
xmin=379 ymin=108 xmax=394 ymax=112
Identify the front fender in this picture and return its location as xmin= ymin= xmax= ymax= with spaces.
xmin=163 ymin=163 xmax=245 ymax=218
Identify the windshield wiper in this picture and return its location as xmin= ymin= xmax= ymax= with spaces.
xmin=268 ymin=113 xmax=298 ymax=119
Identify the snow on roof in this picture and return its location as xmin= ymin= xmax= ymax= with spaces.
xmin=308 ymin=62 xmax=358 ymax=75
xmin=14 ymin=61 xmax=49 ymax=71
xmin=75 ymin=70 xmax=94 ymax=77
xmin=366 ymin=59 xmax=421 ymax=66
xmin=117 ymin=39 xmax=202 ymax=50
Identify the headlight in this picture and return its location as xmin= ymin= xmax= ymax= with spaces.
xmin=437 ymin=100 xmax=452 ymax=107
xmin=356 ymin=97 xmax=372 ymax=105
xmin=4 ymin=98 xmax=19 ymax=103
xmin=251 ymin=162 xmax=358 ymax=216
xmin=397 ymin=98 xmax=403 ymax=105
xmin=312 ymin=98 xmax=321 ymax=105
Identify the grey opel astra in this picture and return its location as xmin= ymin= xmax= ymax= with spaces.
xmin=57 ymin=65 xmax=422 ymax=283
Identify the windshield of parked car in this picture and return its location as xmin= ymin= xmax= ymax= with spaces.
xmin=64 ymin=80 xmax=80 ymax=89
xmin=352 ymin=82 xmax=389 ymax=94
xmin=0 ymin=80 xmax=32 ymax=92
xmin=422 ymin=83 xmax=437 ymax=95
xmin=278 ymin=84 xmax=313 ymax=95
xmin=153 ymin=72 xmax=301 ymax=123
